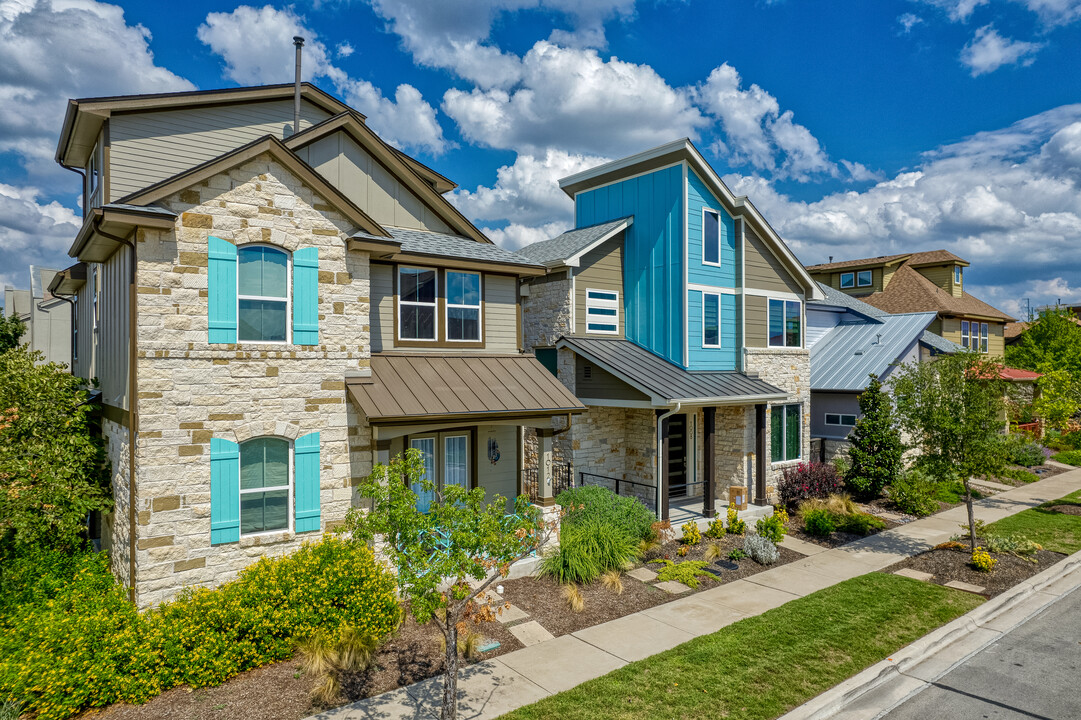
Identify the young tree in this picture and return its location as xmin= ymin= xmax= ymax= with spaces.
xmin=0 ymin=312 xmax=26 ymax=352
xmin=844 ymin=374 xmax=904 ymax=498
xmin=0 ymin=346 xmax=111 ymax=556
xmin=341 ymin=450 xmax=555 ymax=720
xmin=1006 ymin=307 xmax=1081 ymax=379
xmin=892 ymin=353 xmax=1009 ymax=552
xmin=1033 ymin=369 xmax=1081 ymax=431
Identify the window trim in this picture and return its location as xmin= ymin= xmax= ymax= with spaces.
xmin=702 ymin=207 xmax=722 ymax=267
xmin=961 ymin=320 xmax=970 ymax=350
xmin=445 ymin=270 xmax=482 ymax=343
xmin=702 ymin=292 xmax=721 ymax=348
xmin=771 ymin=403 xmax=802 ymax=465
xmin=955 ymin=265 xmax=963 ymax=286
xmin=397 ymin=265 xmax=439 ymax=342
xmin=839 ymin=272 xmax=855 ymax=289
xmin=856 ymin=270 xmax=872 ymax=287
xmin=443 ymin=433 xmax=470 ymax=491
xmin=825 ymin=413 xmax=857 ymax=427
xmin=585 ymin=288 xmax=620 ymax=335
xmin=238 ymin=436 xmax=294 ymax=538
xmin=767 ymin=298 xmax=803 ymax=349
xmin=236 ymin=244 xmax=292 ymax=345
xmin=409 ymin=431 xmax=473 ymax=503
xmin=980 ymin=322 xmax=988 ymax=353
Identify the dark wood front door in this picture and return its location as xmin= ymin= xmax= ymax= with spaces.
xmin=666 ymin=414 xmax=688 ymax=498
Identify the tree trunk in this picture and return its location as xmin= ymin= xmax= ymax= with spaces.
xmin=441 ymin=617 xmax=459 ymax=720
xmin=964 ymin=479 xmax=976 ymax=554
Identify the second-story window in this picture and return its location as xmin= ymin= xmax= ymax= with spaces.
xmin=703 ymin=209 xmax=721 ymax=266
xmin=980 ymin=322 xmax=988 ymax=353
xmin=586 ymin=289 xmax=619 ymax=334
xmin=857 ymin=270 xmax=872 ymax=287
xmin=955 ymin=265 xmax=963 ymax=287
xmin=446 ymin=271 xmax=481 ymax=342
xmin=399 ymin=267 xmax=437 ymax=341
xmin=768 ymin=299 xmax=802 ymax=348
xmin=840 ymin=272 xmax=855 ymax=289
xmin=703 ymin=293 xmax=720 ymax=347
xmin=961 ymin=320 xmax=970 ymax=349
xmin=238 ymin=246 xmax=289 ymax=343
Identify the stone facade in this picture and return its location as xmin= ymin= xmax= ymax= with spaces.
xmin=102 ymin=417 xmax=132 ymax=586
xmin=745 ymin=347 xmax=812 ymax=498
xmin=120 ymin=152 xmax=373 ymax=607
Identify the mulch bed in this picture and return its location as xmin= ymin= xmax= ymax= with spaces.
xmin=992 ymin=462 xmax=1067 ymax=487
xmin=882 ymin=540 xmax=1066 ymax=597
xmin=1047 ymin=504 xmax=1081 ymax=516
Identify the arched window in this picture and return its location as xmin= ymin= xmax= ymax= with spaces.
xmin=238 ymin=246 xmax=289 ymax=342
xmin=240 ymin=436 xmax=291 ymax=535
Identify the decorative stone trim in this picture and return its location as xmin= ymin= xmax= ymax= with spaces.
xmin=232 ymin=420 xmax=303 ymax=443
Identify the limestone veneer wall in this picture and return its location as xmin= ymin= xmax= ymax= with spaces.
xmin=746 ymin=347 xmax=811 ymax=499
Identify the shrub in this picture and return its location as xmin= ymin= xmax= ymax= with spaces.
xmin=889 ymin=469 xmax=939 ymax=517
xmin=803 ymin=508 xmax=836 ymax=537
xmin=727 ymin=549 xmax=747 ymax=561
xmin=0 ymin=538 xmax=400 ymax=720
xmin=726 ymin=502 xmax=746 ymax=535
xmin=984 ymin=533 xmax=1042 ymax=562
xmin=779 ymin=462 xmax=843 ymax=507
xmin=755 ymin=509 xmax=787 ymax=545
xmin=1002 ymin=434 xmax=1046 ymax=467
xmin=704 ymin=516 xmax=727 ymax=539
xmin=649 ymin=560 xmax=713 ymax=589
xmin=539 ymin=517 xmax=640 ymax=584
xmin=681 ymin=521 xmax=701 ymax=546
xmin=971 ymin=547 xmax=997 ymax=573
xmin=677 ymin=545 xmax=689 ymax=557
xmin=600 ymin=570 xmax=623 ymax=595
xmin=561 ymin=584 xmax=585 ymax=613
xmin=556 ymin=485 xmax=655 ymax=541
xmin=834 ymin=512 xmax=886 ymax=536
xmin=1052 ymin=450 xmax=1081 ymax=467
xmin=743 ymin=534 xmax=780 ymax=565
xmin=799 ymin=494 xmax=858 ymax=517
xmin=1000 ymin=467 xmax=1039 ymax=484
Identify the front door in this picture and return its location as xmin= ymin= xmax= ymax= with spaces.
xmin=666 ymin=414 xmax=688 ymax=498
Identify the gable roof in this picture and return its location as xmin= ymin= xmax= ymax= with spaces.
xmin=516 ymin=217 xmax=632 ymax=268
xmin=806 ymin=249 xmax=970 ymax=273
xmin=557 ymin=139 xmax=823 ymax=301
xmin=351 ymin=226 xmax=543 ymax=274
xmin=860 ymin=264 xmax=1014 ymax=322
xmin=811 ymin=312 xmax=938 ymax=391
xmin=810 ymin=282 xmax=888 ymax=320
xmin=284 ymin=112 xmax=488 ymax=244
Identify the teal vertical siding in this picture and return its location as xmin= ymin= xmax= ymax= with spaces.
xmin=574 ymin=165 xmax=684 ymax=366
xmin=687 ymin=170 xmax=736 ymax=288
xmin=687 ymin=290 xmax=739 ymax=370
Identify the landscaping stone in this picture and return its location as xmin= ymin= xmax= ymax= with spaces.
xmin=894 ymin=568 xmax=935 ymax=582
xmin=627 ymin=567 xmax=658 ymax=582
xmin=945 ymin=580 xmax=988 ymax=594
xmin=496 ymin=603 xmax=530 ymax=624
xmin=655 ymin=580 xmax=693 ymax=594
xmin=508 ymin=620 xmax=555 ymax=647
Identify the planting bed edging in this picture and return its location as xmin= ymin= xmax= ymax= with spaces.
xmin=777 ymin=548 xmax=1081 ymax=720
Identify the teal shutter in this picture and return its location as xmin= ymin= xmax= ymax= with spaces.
xmin=292 ymin=247 xmax=319 ymax=345
xmin=210 ymin=437 xmax=240 ymax=544
xmin=294 ymin=431 xmax=321 ymax=532
xmin=208 ymin=236 xmax=237 ymax=343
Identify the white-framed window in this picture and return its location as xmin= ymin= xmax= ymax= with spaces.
xmin=768 ymin=298 xmax=802 ymax=348
xmin=771 ymin=403 xmax=802 ymax=463
xmin=585 ymin=289 xmax=619 ymax=334
xmin=825 ymin=413 xmax=857 ymax=427
xmin=238 ymin=245 xmax=290 ymax=343
xmin=446 ymin=270 xmax=481 ymax=342
xmin=702 ymin=292 xmax=721 ymax=347
xmin=410 ymin=432 xmax=470 ymax=513
xmin=239 ymin=436 xmax=292 ymax=536
xmin=399 ymin=266 xmax=438 ymax=341
xmin=702 ymin=208 xmax=721 ymax=266
xmin=840 ymin=272 xmax=855 ymax=289
xmin=955 ymin=265 xmax=963 ymax=286
xmin=980 ymin=322 xmax=988 ymax=353
xmin=856 ymin=270 xmax=872 ymax=287
xmin=961 ymin=320 xmax=970 ymax=350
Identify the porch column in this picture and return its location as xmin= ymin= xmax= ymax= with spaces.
xmin=535 ymin=429 xmax=555 ymax=507
xmin=703 ymin=407 xmax=716 ymax=518
xmin=754 ymin=404 xmax=767 ymax=505
xmin=657 ymin=410 xmax=670 ymax=522
xmin=375 ymin=439 xmax=391 ymax=467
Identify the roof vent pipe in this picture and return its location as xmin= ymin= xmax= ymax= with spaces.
xmin=292 ymin=36 xmax=304 ymax=136
xmin=828 ymin=256 xmax=833 ymax=263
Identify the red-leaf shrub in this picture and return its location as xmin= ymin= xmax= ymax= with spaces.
xmin=779 ymin=462 xmax=843 ymax=508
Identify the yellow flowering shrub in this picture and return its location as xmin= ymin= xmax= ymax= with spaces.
xmin=971 ymin=547 xmax=997 ymax=573
xmin=0 ymin=537 xmax=400 ymax=720
xmin=680 ymin=521 xmax=701 ymax=546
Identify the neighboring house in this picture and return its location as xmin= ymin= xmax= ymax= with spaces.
xmin=806 ymin=282 xmax=961 ymax=460
xmin=4 ymin=265 xmax=73 ymax=366
xmin=53 ymin=82 xmax=582 ymax=607
xmin=519 ymin=139 xmax=824 ymax=523
xmin=806 ymin=250 xmax=1015 ymax=357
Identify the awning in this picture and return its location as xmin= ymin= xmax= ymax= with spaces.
xmin=347 ymin=353 xmax=584 ymax=424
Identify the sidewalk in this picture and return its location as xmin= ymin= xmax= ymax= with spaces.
xmin=309 ymin=468 xmax=1081 ymax=720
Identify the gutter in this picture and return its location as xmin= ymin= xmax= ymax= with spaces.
xmin=655 ymin=402 xmax=681 ymax=520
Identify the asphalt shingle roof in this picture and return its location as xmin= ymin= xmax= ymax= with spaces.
xmin=810 ymin=282 xmax=888 ymax=319
xmin=862 ymin=264 xmax=1015 ymax=321
xmin=920 ymin=330 xmax=963 ymax=354
xmin=810 ymin=312 xmax=938 ymax=391
xmin=516 ymin=217 xmax=632 ymax=266
xmin=355 ymin=226 xmax=542 ymax=268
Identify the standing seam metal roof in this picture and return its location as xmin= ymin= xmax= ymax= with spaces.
xmin=810 ymin=312 xmax=937 ymax=391
xmin=558 ymin=336 xmax=788 ymax=403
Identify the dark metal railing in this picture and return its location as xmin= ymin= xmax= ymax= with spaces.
xmin=522 ymin=462 xmax=573 ymax=504
xmin=579 ymin=471 xmax=657 ymax=512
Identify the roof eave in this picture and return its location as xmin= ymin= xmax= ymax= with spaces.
xmin=68 ymin=206 xmax=179 ymax=263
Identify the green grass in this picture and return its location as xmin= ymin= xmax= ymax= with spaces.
xmin=1052 ymin=450 xmax=1081 ymax=467
xmin=932 ymin=479 xmax=985 ymax=504
xmin=498 ymin=574 xmax=982 ymax=720
xmin=986 ymin=489 xmax=1081 ymax=554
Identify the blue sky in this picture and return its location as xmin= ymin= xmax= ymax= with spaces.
xmin=2 ymin=0 xmax=1080 ymax=318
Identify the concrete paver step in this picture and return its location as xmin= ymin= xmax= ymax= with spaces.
xmin=944 ymin=580 xmax=987 ymax=594
xmin=508 ymin=620 xmax=554 ymax=647
xmin=496 ymin=603 xmax=530 ymax=624
xmin=893 ymin=568 xmax=934 ymax=582
xmin=654 ymin=580 xmax=692 ymax=594
xmin=626 ymin=567 xmax=658 ymax=582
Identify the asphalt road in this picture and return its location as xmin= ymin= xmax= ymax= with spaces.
xmin=883 ymin=587 xmax=1081 ymax=720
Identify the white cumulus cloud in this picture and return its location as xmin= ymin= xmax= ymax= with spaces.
xmin=960 ymin=25 xmax=1044 ymax=76
xmin=0 ymin=183 xmax=81 ymax=290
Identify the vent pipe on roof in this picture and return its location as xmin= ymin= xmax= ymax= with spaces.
xmin=292 ymin=36 xmax=304 ymax=136
xmin=828 ymin=256 xmax=833 ymax=263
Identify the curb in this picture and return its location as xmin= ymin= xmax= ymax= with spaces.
xmin=777 ymin=549 xmax=1081 ymax=720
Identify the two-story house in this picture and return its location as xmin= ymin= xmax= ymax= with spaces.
xmin=50 ymin=82 xmax=581 ymax=607
xmin=806 ymin=251 xmax=1015 ymax=358
xmin=519 ymin=139 xmax=823 ymax=523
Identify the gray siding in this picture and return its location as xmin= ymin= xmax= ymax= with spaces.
xmin=370 ymin=263 xmax=394 ymax=353
xmin=73 ymin=280 xmax=95 ymax=381
xmin=575 ymin=355 xmax=649 ymax=402
xmin=294 ymin=131 xmax=451 ymax=233
xmin=108 ymin=100 xmax=332 ymax=199
xmin=99 ymin=252 xmax=131 ymax=410
xmin=745 ymin=294 xmax=768 ymax=348
xmin=810 ymin=391 xmax=860 ymax=439
xmin=744 ymin=225 xmax=803 ymax=295
xmin=483 ymin=274 xmax=518 ymax=352
xmin=573 ymin=236 xmax=624 ymax=337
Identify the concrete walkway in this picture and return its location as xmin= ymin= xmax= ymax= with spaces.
xmin=309 ymin=468 xmax=1081 ymax=720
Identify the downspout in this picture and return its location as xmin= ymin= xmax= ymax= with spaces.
xmin=96 ymin=220 xmax=138 ymax=602
xmin=655 ymin=402 xmax=681 ymax=520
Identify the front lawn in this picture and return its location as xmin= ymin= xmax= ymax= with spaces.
xmin=986 ymin=489 xmax=1081 ymax=554
xmin=499 ymin=573 xmax=982 ymax=720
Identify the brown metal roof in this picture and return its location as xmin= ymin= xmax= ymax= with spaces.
xmin=347 ymin=353 xmax=584 ymax=424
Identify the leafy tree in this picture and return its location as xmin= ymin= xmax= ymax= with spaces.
xmin=1033 ymin=369 xmax=1081 ymax=431
xmin=0 ymin=312 xmax=26 ymax=351
xmin=891 ymin=353 xmax=1010 ymax=552
xmin=844 ymin=374 xmax=904 ymax=498
xmin=0 ymin=346 xmax=111 ymax=557
xmin=1006 ymin=307 xmax=1081 ymax=379
xmin=341 ymin=449 xmax=554 ymax=720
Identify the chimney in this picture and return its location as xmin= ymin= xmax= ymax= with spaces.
xmin=292 ymin=36 xmax=304 ymax=136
